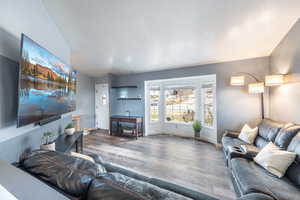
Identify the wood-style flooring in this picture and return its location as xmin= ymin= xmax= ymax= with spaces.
xmin=83 ymin=131 xmax=235 ymax=200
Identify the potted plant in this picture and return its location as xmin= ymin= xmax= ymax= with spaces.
xmin=41 ymin=132 xmax=56 ymax=151
xmin=193 ymin=120 xmax=202 ymax=138
xmin=65 ymin=123 xmax=75 ymax=136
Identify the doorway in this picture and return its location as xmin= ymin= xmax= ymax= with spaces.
xmin=95 ymin=83 xmax=109 ymax=130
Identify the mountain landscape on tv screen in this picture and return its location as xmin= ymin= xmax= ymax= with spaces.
xmin=18 ymin=35 xmax=76 ymax=127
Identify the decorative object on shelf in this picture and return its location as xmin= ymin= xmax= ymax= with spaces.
xmin=41 ymin=132 xmax=56 ymax=151
xmin=230 ymin=72 xmax=265 ymax=119
xmin=72 ymin=115 xmax=81 ymax=131
xmin=65 ymin=123 xmax=76 ymax=136
xmin=193 ymin=120 xmax=202 ymax=138
xmin=265 ymin=74 xmax=285 ymax=86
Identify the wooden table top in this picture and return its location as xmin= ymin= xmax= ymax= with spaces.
xmin=110 ymin=115 xmax=143 ymax=119
xmin=55 ymin=131 xmax=83 ymax=153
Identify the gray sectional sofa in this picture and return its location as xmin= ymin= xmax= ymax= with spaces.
xmin=222 ymin=119 xmax=300 ymax=200
xmin=19 ymin=150 xmax=218 ymax=200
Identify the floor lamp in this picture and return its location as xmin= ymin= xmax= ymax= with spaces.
xmin=230 ymin=72 xmax=265 ymax=119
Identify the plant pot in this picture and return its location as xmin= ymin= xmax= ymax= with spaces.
xmin=65 ymin=128 xmax=75 ymax=136
xmin=41 ymin=142 xmax=56 ymax=151
xmin=194 ymin=131 xmax=201 ymax=138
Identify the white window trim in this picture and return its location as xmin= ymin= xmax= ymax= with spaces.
xmin=145 ymin=75 xmax=217 ymax=140
xmin=201 ymin=83 xmax=217 ymax=129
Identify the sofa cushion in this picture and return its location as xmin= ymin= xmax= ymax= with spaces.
xmin=286 ymin=163 xmax=300 ymax=188
xmin=257 ymin=119 xmax=283 ymax=142
xmin=20 ymin=150 xmax=107 ymax=197
xmin=286 ymin=132 xmax=300 ymax=187
xmin=274 ymin=125 xmax=300 ymax=149
xmin=89 ymin=153 xmax=218 ymax=200
xmin=88 ymin=173 xmax=192 ymax=200
xmin=231 ymin=158 xmax=300 ymax=200
xmin=254 ymin=136 xmax=269 ymax=149
xmin=87 ymin=176 xmax=144 ymax=200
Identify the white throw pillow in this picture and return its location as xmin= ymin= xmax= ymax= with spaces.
xmin=254 ymin=142 xmax=296 ymax=178
xmin=71 ymin=152 xmax=95 ymax=163
xmin=238 ymin=124 xmax=258 ymax=144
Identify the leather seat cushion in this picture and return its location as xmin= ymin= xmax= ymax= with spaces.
xmin=286 ymin=132 xmax=300 ymax=187
xmin=257 ymin=119 xmax=283 ymax=142
xmin=21 ymin=150 xmax=107 ymax=197
xmin=254 ymin=136 xmax=269 ymax=149
xmin=287 ymin=132 xmax=300 ymax=163
xmin=88 ymin=173 xmax=192 ymax=200
xmin=274 ymin=125 xmax=300 ymax=149
xmin=231 ymin=158 xmax=300 ymax=200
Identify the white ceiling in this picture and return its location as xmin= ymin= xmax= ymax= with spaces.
xmin=42 ymin=0 xmax=300 ymax=77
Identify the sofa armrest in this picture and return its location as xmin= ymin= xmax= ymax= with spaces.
xmin=224 ymin=130 xmax=240 ymax=138
xmin=87 ymin=153 xmax=106 ymax=165
xmin=103 ymin=162 xmax=151 ymax=182
xmin=99 ymin=162 xmax=218 ymax=200
xmin=149 ymin=178 xmax=218 ymax=200
xmin=237 ymin=193 xmax=274 ymax=200
xmin=241 ymin=145 xmax=261 ymax=158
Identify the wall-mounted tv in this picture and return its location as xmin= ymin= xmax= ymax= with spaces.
xmin=17 ymin=34 xmax=77 ymax=127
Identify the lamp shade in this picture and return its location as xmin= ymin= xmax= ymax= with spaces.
xmin=230 ymin=76 xmax=245 ymax=86
xmin=248 ymin=82 xmax=264 ymax=94
xmin=265 ymin=75 xmax=284 ymax=86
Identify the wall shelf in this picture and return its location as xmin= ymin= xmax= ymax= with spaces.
xmin=117 ymin=98 xmax=142 ymax=101
xmin=112 ymin=86 xmax=138 ymax=89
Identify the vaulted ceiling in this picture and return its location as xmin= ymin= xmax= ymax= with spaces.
xmin=42 ymin=0 xmax=300 ymax=77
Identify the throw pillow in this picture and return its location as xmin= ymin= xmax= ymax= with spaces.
xmin=71 ymin=152 xmax=95 ymax=163
xmin=238 ymin=124 xmax=258 ymax=144
xmin=254 ymin=142 xmax=296 ymax=178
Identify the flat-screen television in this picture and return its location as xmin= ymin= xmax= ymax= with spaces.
xmin=17 ymin=34 xmax=77 ymax=127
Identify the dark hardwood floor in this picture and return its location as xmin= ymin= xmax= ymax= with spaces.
xmin=83 ymin=131 xmax=235 ymax=200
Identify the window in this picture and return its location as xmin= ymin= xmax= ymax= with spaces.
xmin=202 ymin=85 xmax=214 ymax=127
xmin=150 ymin=87 xmax=160 ymax=121
xmin=165 ymin=88 xmax=195 ymax=123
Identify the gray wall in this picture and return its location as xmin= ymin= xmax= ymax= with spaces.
xmin=0 ymin=0 xmax=70 ymax=63
xmin=76 ymin=74 xmax=95 ymax=129
xmin=0 ymin=0 xmax=95 ymax=162
xmin=269 ymin=19 xmax=300 ymax=124
xmin=0 ymin=54 xmax=95 ymax=163
xmin=110 ymin=57 xmax=270 ymax=142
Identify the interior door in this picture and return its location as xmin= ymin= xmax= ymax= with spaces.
xmin=95 ymin=84 xmax=109 ymax=130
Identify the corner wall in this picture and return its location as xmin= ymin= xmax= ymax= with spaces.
xmin=269 ymin=19 xmax=300 ymax=124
